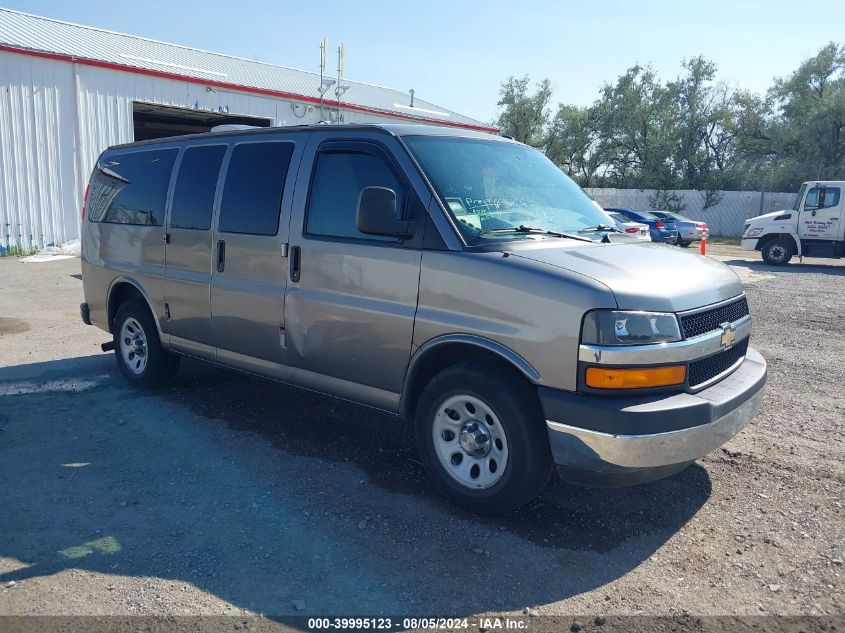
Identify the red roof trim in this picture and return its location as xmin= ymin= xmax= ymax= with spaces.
xmin=0 ymin=44 xmax=500 ymax=133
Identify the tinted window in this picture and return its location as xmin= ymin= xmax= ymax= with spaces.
xmin=219 ymin=142 xmax=294 ymax=235
xmin=170 ymin=145 xmax=226 ymax=230
xmin=306 ymin=151 xmax=403 ymax=241
xmin=88 ymin=148 xmax=177 ymax=225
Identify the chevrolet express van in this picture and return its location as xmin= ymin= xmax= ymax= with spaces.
xmin=80 ymin=124 xmax=766 ymax=515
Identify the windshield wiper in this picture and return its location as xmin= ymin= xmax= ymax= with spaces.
xmin=578 ymin=224 xmax=623 ymax=234
xmin=479 ymin=225 xmax=594 ymax=242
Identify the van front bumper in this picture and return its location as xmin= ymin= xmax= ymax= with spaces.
xmin=741 ymin=238 xmax=759 ymax=251
xmin=539 ymin=347 xmax=766 ymax=487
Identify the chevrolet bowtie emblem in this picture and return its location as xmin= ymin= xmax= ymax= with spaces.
xmin=720 ymin=323 xmax=737 ymax=348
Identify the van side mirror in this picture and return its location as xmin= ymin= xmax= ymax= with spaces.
xmin=356 ymin=187 xmax=415 ymax=239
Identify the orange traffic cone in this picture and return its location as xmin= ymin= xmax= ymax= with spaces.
xmin=700 ymin=232 xmax=707 ymax=255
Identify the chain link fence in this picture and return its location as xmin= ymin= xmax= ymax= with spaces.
xmin=586 ymin=188 xmax=798 ymax=237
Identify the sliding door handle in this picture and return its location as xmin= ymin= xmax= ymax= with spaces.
xmin=289 ymin=245 xmax=301 ymax=282
xmin=216 ymin=240 xmax=226 ymax=273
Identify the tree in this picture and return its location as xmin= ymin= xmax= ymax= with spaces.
xmin=494 ymin=76 xmax=553 ymax=147
xmin=767 ymin=42 xmax=845 ymax=190
xmin=544 ymin=104 xmax=607 ymax=187
xmin=591 ymin=65 xmax=677 ymax=189
xmin=490 ymin=42 xmax=845 ymax=194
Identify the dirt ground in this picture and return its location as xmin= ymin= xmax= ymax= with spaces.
xmin=0 ymin=244 xmax=843 ymax=623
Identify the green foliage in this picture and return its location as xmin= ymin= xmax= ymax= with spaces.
xmin=492 ymin=43 xmax=845 ymax=193
xmin=702 ymin=189 xmax=723 ymax=210
xmin=766 ymin=42 xmax=845 ymax=190
xmin=494 ymin=76 xmax=552 ymax=147
xmin=0 ymin=245 xmax=39 ymax=257
xmin=648 ymin=190 xmax=686 ymax=213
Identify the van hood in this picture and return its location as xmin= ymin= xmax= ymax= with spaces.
xmin=510 ymin=242 xmax=743 ymax=312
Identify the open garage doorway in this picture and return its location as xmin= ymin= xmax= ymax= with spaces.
xmin=132 ymin=102 xmax=273 ymax=141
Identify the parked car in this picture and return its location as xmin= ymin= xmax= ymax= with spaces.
xmin=604 ymin=210 xmax=650 ymax=241
xmin=651 ymin=211 xmax=708 ymax=247
xmin=80 ymin=124 xmax=766 ymax=515
xmin=604 ymin=207 xmax=678 ymax=243
xmin=742 ymin=180 xmax=844 ymax=265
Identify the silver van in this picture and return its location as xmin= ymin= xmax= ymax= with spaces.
xmin=80 ymin=124 xmax=766 ymax=515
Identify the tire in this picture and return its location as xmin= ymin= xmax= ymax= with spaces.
xmin=761 ymin=238 xmax=793 ymax=266
xmin=414 ymin=360 xmax=554 ymax=515
xmin=678 ymin=239 xmax=692 ymax=248
xmin=112 ymin=299 xmax=180 ymax=388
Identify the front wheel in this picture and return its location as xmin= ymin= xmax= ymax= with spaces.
xmin=761 ymin=238 xmax=793 ymax=266
xmin=415 ymin=361 xmax=553 ymax=515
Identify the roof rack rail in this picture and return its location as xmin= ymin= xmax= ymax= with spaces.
xmin=211 ymin=124 xmax=261 ymax=132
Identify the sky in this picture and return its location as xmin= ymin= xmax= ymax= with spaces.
xmin=5 ymin=0 xmax=845 ymax=124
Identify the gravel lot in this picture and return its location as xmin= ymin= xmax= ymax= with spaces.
xmin=0 ymin=245 xmax=843 ymax=622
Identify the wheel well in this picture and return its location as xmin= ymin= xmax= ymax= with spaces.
xmin=758 ymin=233 xmax=798 ymax=253
xmin=400 ymin=343 xmax=534 ymax=420
xmin=107 ymin=282 xmax=147 ymax=333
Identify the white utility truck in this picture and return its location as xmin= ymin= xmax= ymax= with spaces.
xmin=742 ymin=181 xmax=844 ymax=265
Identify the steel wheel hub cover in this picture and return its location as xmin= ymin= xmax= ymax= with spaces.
xmin=119 ymin=317 xmax=148 ymax=375
xmin=432 ymin=394 xmax=509 ymax=490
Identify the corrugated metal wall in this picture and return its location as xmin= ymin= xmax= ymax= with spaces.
xmin=0 ymin=50 xmax=436 ymax=252
xmin=0 ymin=52 xmax=79 ymax=251
xmin=587 ymin=188 xmax=798 ymax=237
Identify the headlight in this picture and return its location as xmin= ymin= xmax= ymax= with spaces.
xmin=581 ymin=310 xmax=682 ymax=346
xmin=747 ymin=228 xmax=763 ymax=237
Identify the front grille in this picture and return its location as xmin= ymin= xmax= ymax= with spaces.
xmin=680 ymin=297 xmax=749 ymax=338
xmin=688 ymin=338 xmax=748 ymax=388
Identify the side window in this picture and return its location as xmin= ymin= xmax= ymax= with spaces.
xmin=805 ymin=187 xmax=841 ymax=210
xmin=88 ymin=148 xmax=177 ymax=225
xmin=170 ymin=145 xmax=227 ymax=230
xmin=306 ymin=151 xmax=404 ymax=241
xmin=219 ymin=142 xmax=294 ymax=235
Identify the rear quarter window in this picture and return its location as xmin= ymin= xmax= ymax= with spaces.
xmin=87 ymin=148 xmax=178 ymax=226
xmin=170 ymin=145 xmax=227 ymax=230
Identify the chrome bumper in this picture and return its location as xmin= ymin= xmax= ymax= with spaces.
xmin=547 ymin=386 xmax=763 ymax=469
xmin=543 ymin=348 xmax=766 ymax=486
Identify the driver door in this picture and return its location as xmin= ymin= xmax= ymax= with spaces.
xmin=800 ymin=185 xmax=841 ymax=240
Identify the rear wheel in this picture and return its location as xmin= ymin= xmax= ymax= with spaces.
xmin=678 ymin=239 xmax=692 ymax=248
xmin=415 ymin=361 xmax=553 ymax=515
xmin=113 ymin=299 xmax=179 ymax=388
xmin=761 ymin=238 xmax=793 ymax=266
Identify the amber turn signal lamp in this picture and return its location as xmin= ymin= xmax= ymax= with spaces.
xmin=585 ymin=365 xmax=686 ymax=389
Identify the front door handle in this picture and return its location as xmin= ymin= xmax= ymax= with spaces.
xmin=216 ymin=240 xmax=226 ymax=273
xmin=289 ymin=245 xmax=301 ymax=282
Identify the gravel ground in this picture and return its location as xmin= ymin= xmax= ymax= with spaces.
xmin=0 ymin=246 xmax=842 ymax=622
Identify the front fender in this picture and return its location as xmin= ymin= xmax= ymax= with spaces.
xmin=399 ymin=334 xmax=541 ymax=419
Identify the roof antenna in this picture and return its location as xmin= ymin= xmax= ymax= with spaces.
xmin=335 ymin=43 xmax=350 ymax=122
xmin=409 ymin=89 xmax=415 ymax=108
xmin=317 ymin=37 xmax=334 ymax=123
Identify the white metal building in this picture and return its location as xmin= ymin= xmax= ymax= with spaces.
xmin=0 ymin=8 xmax=495 ymax=252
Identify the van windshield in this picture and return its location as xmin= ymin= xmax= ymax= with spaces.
xmin=403 ymin=136 xmax=614 ymax=243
